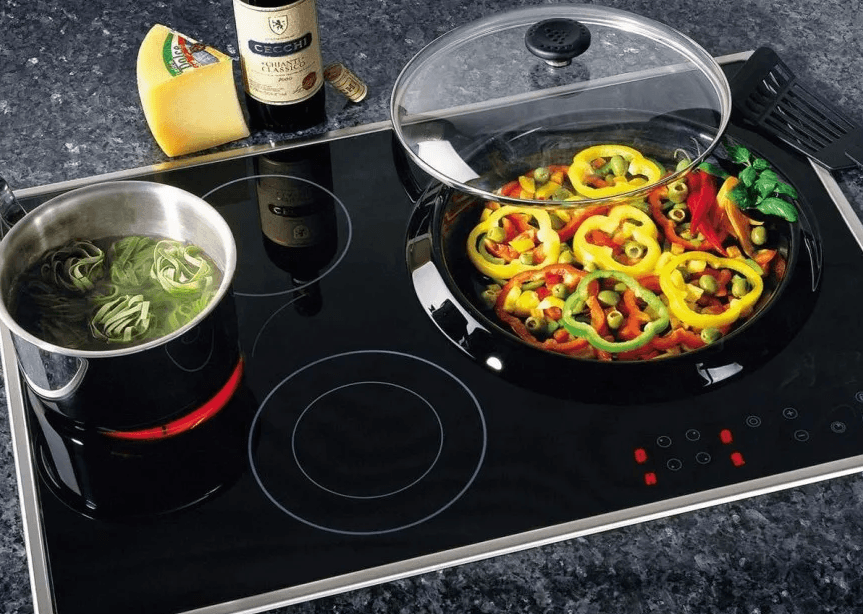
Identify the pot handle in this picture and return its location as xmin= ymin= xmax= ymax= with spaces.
xmin=0 ymin=175 xmax=27 ymax=237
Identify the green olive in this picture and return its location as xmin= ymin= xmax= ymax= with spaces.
xmin=731 ymin=276 xmax=750 ymax=298
xmin=557 ymin=250 xmax=575 ymax=264
xmin=598 ymin=290 xmax=620 ymax=306
xmin=552 ymin=187 xmax=575 ymax=201
xmin=614 ymin=282 xmax=628 ymax=293
xmin=480 ymin=287 xmax=501 ymax=309
xmin=623 ymin=241 xmax=646 ymax=260
xmin=698 ymin=274 xmax=718 ymax=294
xmin=551 ymin=283 xmax=568 ymax=299
xmin=667 ymin=181 xmax=689 ymax=204
xmin=525 ymin=316 xmax=545 ymax=333
xmin=533 ymin=167 xmax=551 ymax=184
xmin=700 ymin=327 xmax=722 ymax=344
xmin=606 ymin=309 xmax=624 ymax=329
xmin=668 ymin=206 xmax=687 ymax=223
xmin=545 ymin=319 xmax=560 ymax=335
xmin=486 ymin=226 xmax=506 ymax=243
xmin=519 ymin=252 xmax=534 ymax=265
xmin=750 ymin=225 xmax=768 ymax=246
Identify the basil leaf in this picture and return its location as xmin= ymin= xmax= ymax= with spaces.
xmin=697 ymin=162 xmax=730 ymax=178
xmin=756 ymin=197 xmax=798 ymax=222
xmin=739 ymin=165 xmax=758 ymax=187
xmin=729 ymin=184 xmax=755 ymax=208
xmin=773 ymin=182 xmax=799 ymax=199
xmin=728 ymin=145 xmax=751 ymax=165
xmin=752 ymin=158 xmax=770 ymax=171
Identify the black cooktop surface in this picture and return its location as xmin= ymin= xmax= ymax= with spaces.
xmin=8 ymin=70 xmax=863 ymax=614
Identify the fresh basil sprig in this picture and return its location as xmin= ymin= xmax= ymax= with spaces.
xmin=724 ymin=145 xmax=798 ymax=222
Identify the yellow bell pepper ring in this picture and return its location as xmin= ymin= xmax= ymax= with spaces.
xmin=467 ymin=206 xmax=561 ymax=280
xmin=658 ymin=251 xmax=764 ymax=329
xmin=571 ymin=204 xmax=662 ymax=276
xmin=568 ymin=144 xmax=663 ymax=199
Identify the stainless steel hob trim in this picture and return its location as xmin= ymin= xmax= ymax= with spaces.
xmin=6 ymin=51 xmax=862 ymax=614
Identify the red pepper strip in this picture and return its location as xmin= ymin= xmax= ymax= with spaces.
xmin=556 ymin=205 xmax=611 ymax=242
xmin=648 ymin=186 xmax=702 ymax=250
xmin=500 ymin=180 xmax=521 ymax=197
xmin=687 ymin=171 xmax=728 ymax=255
xmin=588 ymin=228 xmax=620 ymax=249
xmin=636 ymin=274 xmax=662 ymax=293
xmin=583 ymin=175 xmax=610 ymax=188
xmin=484 ymin=239 xmax=520 ymax=262
xmin=509 ymin=213 xmax=533 ymax=233
xmin=494 ymin=264 xmax=590 ymax=355
xmin=618 ymin=288 xmax=652 ymax=341
xmin=616 ymin=328 xmax=706 ymax=361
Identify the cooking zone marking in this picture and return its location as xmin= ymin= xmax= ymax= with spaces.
xmin=202 ymin=174 xmax=353 ymax=298
xmin=248 ymin=350 xmax=487 ymax=535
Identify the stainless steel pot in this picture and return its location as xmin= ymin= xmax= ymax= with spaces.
xmin=0 ymin=179 xmax=240 ymax=430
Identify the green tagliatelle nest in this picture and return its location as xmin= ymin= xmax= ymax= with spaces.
xmin=20 ymin=236 xmax=221 ymax=349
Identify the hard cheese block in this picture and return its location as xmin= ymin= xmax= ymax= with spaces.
xmin=137 ymin=24 xmax=250 ymax=157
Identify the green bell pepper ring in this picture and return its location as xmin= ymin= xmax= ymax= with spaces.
xmin=561 ymin=270 xmax=670 ymax=353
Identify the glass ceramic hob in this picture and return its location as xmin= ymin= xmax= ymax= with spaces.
xmin=4 ymin=56 xmax=863 ymax=614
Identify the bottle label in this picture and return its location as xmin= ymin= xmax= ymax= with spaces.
xmin=233 ymin=0 xmax=324 ymax=106
xmin=160 ymin=32 xmax=219 ymax=77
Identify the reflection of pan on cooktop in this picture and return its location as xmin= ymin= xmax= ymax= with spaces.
xmin=248 ymin=350 xmax=486 ymax=535
xmin=408 ymin=126 xmax=824 ymax=404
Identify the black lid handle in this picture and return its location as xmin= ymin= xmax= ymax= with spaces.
xmin=525 ymin=18 xmax=591 ymax=67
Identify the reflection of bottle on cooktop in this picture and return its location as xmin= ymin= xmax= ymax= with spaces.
xmin=254 ymin=143 xmax=337 ymax=315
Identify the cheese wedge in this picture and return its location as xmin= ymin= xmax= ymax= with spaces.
xmin=137 ymin=24 xmax=250 ymax=157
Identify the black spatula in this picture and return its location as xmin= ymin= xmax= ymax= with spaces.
xmin=730 ymin=46 xmax=863 ymax=171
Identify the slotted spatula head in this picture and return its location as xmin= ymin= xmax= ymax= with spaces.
xmin=730 ymin=47 xmax=863 ymax=171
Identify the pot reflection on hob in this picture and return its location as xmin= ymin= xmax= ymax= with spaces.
xmin=27 ymin=361 xmax=257 ymax=519
xmin=248 ymin=350 xmax=487 ymax=535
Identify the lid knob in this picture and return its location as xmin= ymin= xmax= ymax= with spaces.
xmin=525 ymin=18 xmax=591 ymax=67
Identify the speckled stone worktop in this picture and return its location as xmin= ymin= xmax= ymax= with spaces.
xmin=2 ymin=0 xmax=863 ymax=612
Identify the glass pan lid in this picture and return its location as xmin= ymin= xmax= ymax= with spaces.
xmin=390 ymin=4 xmax=731 ymax=206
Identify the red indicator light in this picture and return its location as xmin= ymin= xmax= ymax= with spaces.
xmin=730 ymin=451 xmax=746 ymax=467
xmin=644 ymin=472 xmax=657 ymax=486
xmin=720 ymin=429 xmax=734 ymax=444
xmin=634 ymin=448 xmax=648 ymax=464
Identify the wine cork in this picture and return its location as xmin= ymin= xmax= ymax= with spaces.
xmin=324 ymin=63 xmax=368 ymax=103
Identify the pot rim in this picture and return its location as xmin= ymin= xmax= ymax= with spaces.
xmin=390 ymin=3 xmax=732 ymax=207
xmin=0 ymin=180 xmax=237 ymax=358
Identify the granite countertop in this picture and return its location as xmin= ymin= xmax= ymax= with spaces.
xmin=2 ymin=0 xmax=863 ymax=612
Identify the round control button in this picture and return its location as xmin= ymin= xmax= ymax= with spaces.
xmin=656 ymin=435 xmax=672 ymax=448
xmin=667 ymin=458 xmax=683 ymax=471
xmin=831 ymin=421 xmax=847 ymax=434
xmin=745 ymin=415 xmax=762 ymax=428
xmin=793 ymin=429 xmax=810 ymax=442
xmin=855 ymin=391 xmax=863 ymax=403
xmin=695 ymin=452 xmax=711 ymax=465
xmin=685 ymin=429 xmax=701 ymax=442
xmin=783 ymin=407 xmax=799 ymax=420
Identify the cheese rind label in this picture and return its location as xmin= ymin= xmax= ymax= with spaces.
xmin=161 ymin=32 xmax=220 ymax=76
xmin=137 ymin=24 xmax=250 ymax=157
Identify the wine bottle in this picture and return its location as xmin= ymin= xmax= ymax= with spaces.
xmin=232 ymin=0 xmax=326 ymax=132
xmin=254 ymin=143 xmax=337 ymax=315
